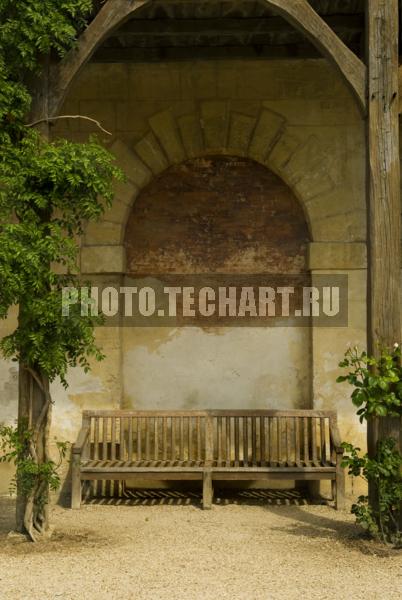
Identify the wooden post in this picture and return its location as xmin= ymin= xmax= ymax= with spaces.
xmin=203 ymin=415 xmax=214 ymax=509
xmin=205 ymin=414 xmax=214 ymax=465
xmin=335 ymin=452 xmax=346 ymax=511
xmin=366 ymin=1 xmax=401 ymax=462
xmin=71 ymin=451 xmax=82 ymax=509
xmin=202 ymin=469 xmax=213 ymax=510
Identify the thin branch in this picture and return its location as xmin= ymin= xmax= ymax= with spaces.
xmin=22 ymin=366 xmax=53 ymax=439
xmin=24 ymin=366 xmax=45 ymax=394
xmin=26 ymin=115 xmax=112 ymax=136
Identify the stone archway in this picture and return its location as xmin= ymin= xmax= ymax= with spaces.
xmin=81 ymin=103 xmax=366 ymax=274
xmin=121 ymin=154 xmax=312 ymax=411
xmin=79 ymin=102 xmax=366 ymax=422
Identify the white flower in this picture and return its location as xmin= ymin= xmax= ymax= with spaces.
xmin=394 ymin=343 xmax=399 ymax=348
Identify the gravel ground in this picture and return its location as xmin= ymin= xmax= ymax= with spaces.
xmin=0 ymin=495 xmax=401 ymax=600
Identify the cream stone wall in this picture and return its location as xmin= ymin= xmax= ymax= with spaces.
xmin=0 ymin=59 xmax=367 ymax=497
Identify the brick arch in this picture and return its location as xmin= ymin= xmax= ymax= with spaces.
xmin=124 ymin=155 xmax=310 ymax=276
xmin=81 ymin=105 xmax=364 ymax=274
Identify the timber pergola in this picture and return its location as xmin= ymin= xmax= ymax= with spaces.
xmin=36 ymin=1 xmax=401 ymax=453
xmin=47 ymin=0 xmax=368 ymax=117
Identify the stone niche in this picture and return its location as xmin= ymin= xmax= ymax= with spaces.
xmin=122 ymin=155 xmax=312 ymax=411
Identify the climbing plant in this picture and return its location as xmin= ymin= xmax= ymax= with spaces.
xmin=338 ymin=345 xmax=402 ymax=547
xmin=0 ymin=1 xmax=122 ymax=540
xmin=337 ymin=345 xmax=402 ymax=421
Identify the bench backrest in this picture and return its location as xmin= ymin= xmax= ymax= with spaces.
xmin=82 ymin=409 xmax=340 ymax=465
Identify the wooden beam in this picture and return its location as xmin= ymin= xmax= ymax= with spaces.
xmin=48 ymin=0 xmax=151 ymax=117
xmin=366 ymin=0 xmax=401 ymax=453
xmin=263 ymin=0 xmax=367 ymax=113
xmin=367 ymin=0 xmax=401 ymax=352
xmin=48 ymin=0 xmax=367 ymax=117
xmin=399 ymin=64 xmax=402 ymax=113
xmin=114 ymin=15 xmax=364 ymax=37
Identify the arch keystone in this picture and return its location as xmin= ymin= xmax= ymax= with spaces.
xmin=178 ymin=114 xmax=204 ymax=158
xmin=200 ymin=101 xmax=229 ymax=151
xmin=228 ymin=113 xmax=256 ymax=156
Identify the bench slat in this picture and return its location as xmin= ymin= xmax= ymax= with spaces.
xmin=197 ymin=417 xmax=201 ymax=459
xmin=311 ymin=418 xmax=317 ymax=465
xmin=128 ymin=417 xmax=133 ymax=461
xmin=179 ymin=417 xmax=184 ymax=461
xmin=137 ymin=417 xmax=141 ymax=459
xmin=81 ymin=464 xmax=336 ymax=474
xmin=303 ymin=417 xmax=309 ymax=464
xmin=154 ymin=418 xmax=159 ymax=461
xmin=295 ymin=417 xmax=301 ymax=466
xmin=145 ymin=418 xmax=151 ymax=461
xmin=234 ymin=417 xmax=239 ymax=465
xmin=226 ymin=417 xmax=231 ymax=465
xmin=83 ymin=409 xmax=336 ymax=418
xmin=251 ymin=418 xmax=256 ymax=465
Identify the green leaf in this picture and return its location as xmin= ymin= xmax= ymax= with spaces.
xmin=375 ymin=405 xmax=388 ymax=417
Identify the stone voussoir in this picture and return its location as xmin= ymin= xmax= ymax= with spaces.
xmin=108 ymin=138 xmax=152 ymax=189
xmin=149 ymin=109 xmax=186 ymax=164
xmin=178 ymin=113 xmax=204 ymax=158
xmin=84 ymin=221 xmax=123 ymax=246
xmin=134 ymin=131 xmax=169 ymax=175
xmin=227 ymin=112 xmax=256 ymax=156
xmin=200 ymin=101 xmax=229 ymax=151
xmin=81 ymin=245 xmax=126 ymax=274
xmin=281 ymin=135 xmax=332 ymax=186
xmin=308 ymin=242 xmax=367 ymax=270
xmin=248 ymin=108 xmax=285 ymax=163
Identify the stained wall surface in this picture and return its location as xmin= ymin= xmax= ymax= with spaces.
xmin=0 ymin=59 xmax=367 ymax=496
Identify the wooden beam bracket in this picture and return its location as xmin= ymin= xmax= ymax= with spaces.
xmin=263 ymin=0 xmax=367 ymax=113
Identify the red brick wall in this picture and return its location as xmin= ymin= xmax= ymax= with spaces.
xmin=125 ymin=156 xmax=309 ymax=275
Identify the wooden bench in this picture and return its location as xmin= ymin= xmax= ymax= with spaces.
xmin=71 ymin=409 xmax=345 ymax=510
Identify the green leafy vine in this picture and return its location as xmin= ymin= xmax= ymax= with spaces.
xmin=0 ymin=422 xmax=69 ymax=505
xmin=337 ymin=345 xmax=402 ymax=422
xmin=342 ymin=439 xmax=402 ymax=547
xmin=338 ymin=345 xmax=402 ymax=548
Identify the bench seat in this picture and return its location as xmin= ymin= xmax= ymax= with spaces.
xmin=81 ymin=459 xmax=337 ymax=470
xmin=71 ymin=409 xmax=345 ymax=510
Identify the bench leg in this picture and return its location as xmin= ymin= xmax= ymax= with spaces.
xmin=202 ymin=470 xmax=213 ymax=510
xmin=71 ymin=453 xmax=82 ymax=509
xmin=335 ymin=455 xmax=346 ymax=511
xmin=331 ymin=479 xmax=336 ymax=502
xmin=307 ymin=480 xmax=321 ymax=503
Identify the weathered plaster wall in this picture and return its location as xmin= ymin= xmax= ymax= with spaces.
xmin=123 ymin=154 xmax=311 ymax=412
xmin=0 ymin=59 xmax=367 ymax=497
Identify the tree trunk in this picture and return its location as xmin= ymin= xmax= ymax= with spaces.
xmin=16 ymin=56 xmax=53 ymax=541
xmin=16 ymin=364 xmax=52 ymax=540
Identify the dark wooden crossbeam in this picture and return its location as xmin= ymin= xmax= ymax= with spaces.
xmin=99 ymin=15 xmax=363 ymax=50
xmin=115 ymin=15 xmax=364 ymax=35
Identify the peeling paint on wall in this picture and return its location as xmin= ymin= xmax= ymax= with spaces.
xmin=123 ymin=327 xmax=311 ymax=410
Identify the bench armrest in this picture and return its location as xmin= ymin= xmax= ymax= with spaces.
xmin=330 ymin=421 xmax=344 ymax=455
xmin=72 ymin=425 xmax=90 ymax=455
